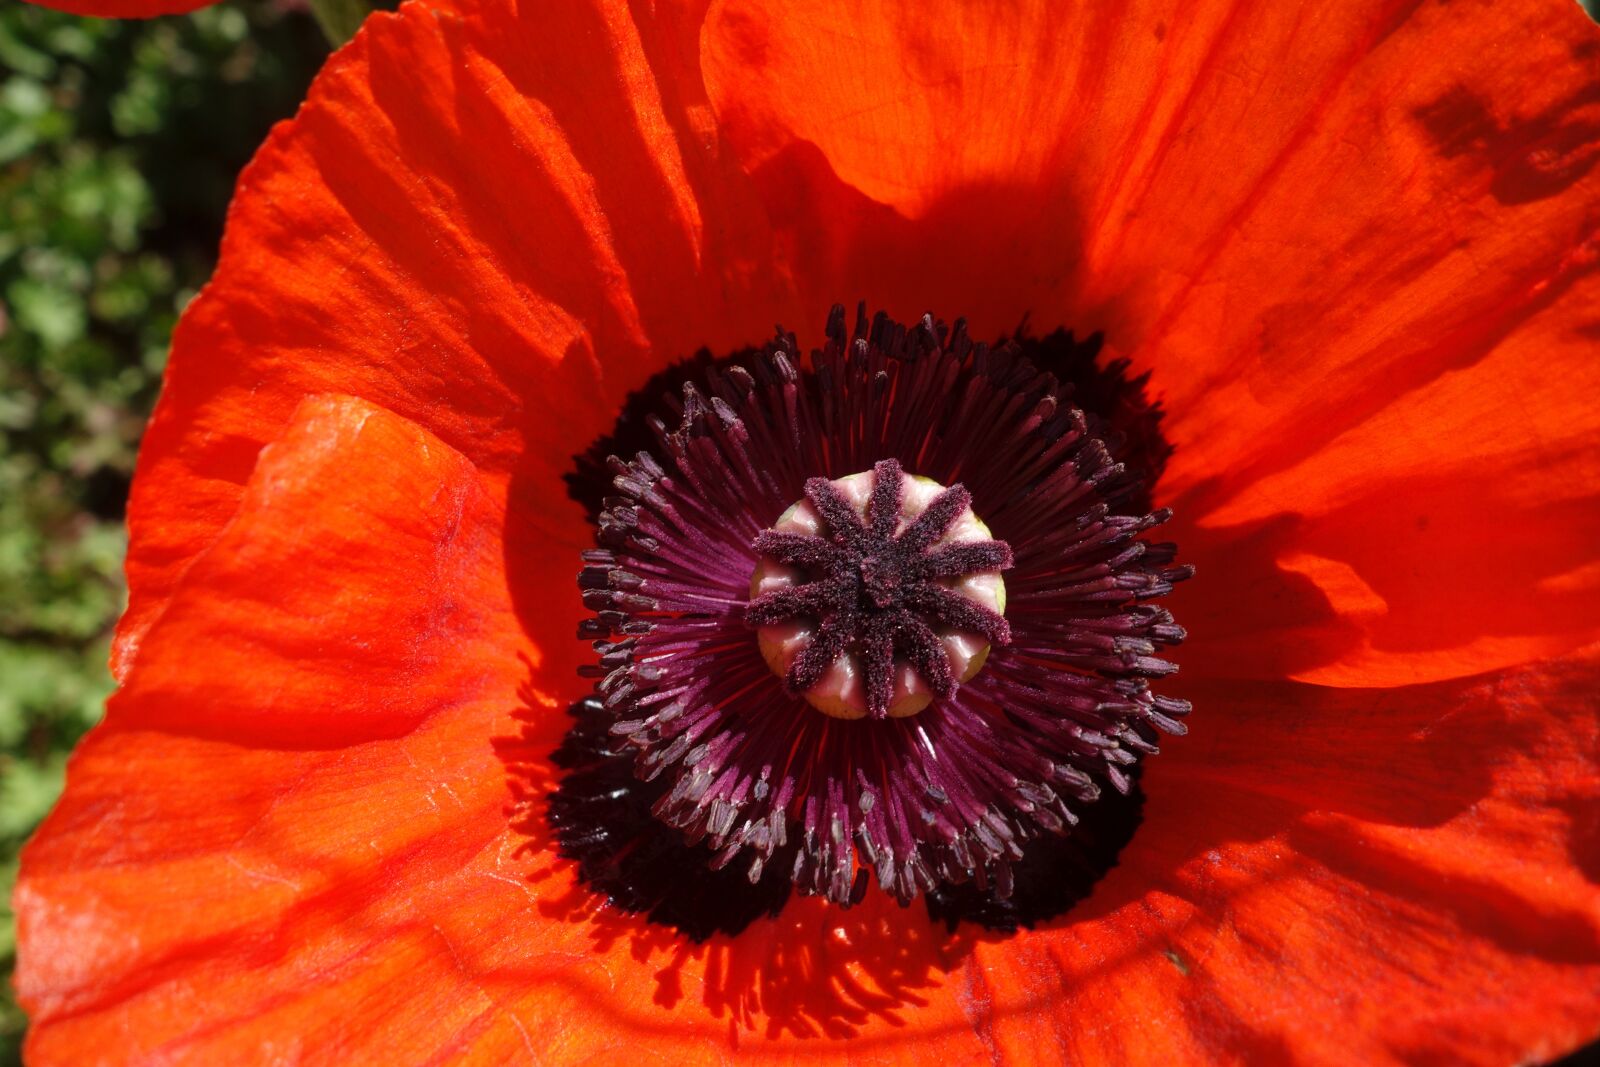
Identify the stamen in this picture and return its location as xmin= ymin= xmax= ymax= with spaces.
xmin=569 ymin=304 xmax=1191 ymax=909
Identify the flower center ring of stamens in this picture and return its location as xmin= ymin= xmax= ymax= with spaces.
xmin=746 ymin=459 xmax=1012 ymax=719
xmin=570 ymin=304 xmax=1192 ymax=908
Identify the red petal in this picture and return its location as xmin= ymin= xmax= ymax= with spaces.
xmin=17 ymin=391 xmax=1002 ymax=1060
xmin=17 ymin=394 xmax=536 ymax=1057
xmin=1171 ymin=273 xmax=1600 ymax=685
xmin=1099 ymin=4 xmax=1600 ymax=686
xmin=107 ymin=394 xmax=523 ymax=747
xmin=701 ymin=0 xmax=1102 ymax=338
xmin=114 ymin=0 xmax=801 ymax=680
xmin=925 ymin=648 xmax=1600 ymax=1064
xmin=23 ymin=0 xmax=211 ymax=15
xmin=701 ymin=0 xmax=1600 ymax=686
xmin=25 ymin=429 xmax=1600 ymax=1066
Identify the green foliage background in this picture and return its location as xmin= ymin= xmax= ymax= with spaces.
xmin=0 ymin=5 xmax=324 ymax=1059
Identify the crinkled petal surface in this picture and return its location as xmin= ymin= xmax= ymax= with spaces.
xmin=16 ymin=0 xmax=1600 ymax=1063
xmin=700 ymin=0 xmax=1600 ymax=687
xmin=108 ymin=0 xmax=802 ymax=684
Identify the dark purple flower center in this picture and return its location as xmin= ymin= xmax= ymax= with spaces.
xmin=746 ymin=459 xmax=1013 ymax=720
xmin=569 ymin=304 xmax=1191 ymax=910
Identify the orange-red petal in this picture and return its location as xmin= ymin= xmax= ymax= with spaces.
xmin=113 ymin=0 xmax=803 ymax=682
xmin=701 ymin=0 xmax=1600 ymax=687
xmin=23 ymin=410 xmax=1600 ymax=1062
xmin=18 ymin=394 xmax=533 ymax=1058
xmin=896 ymin=648 xmax=1600 ymax=1065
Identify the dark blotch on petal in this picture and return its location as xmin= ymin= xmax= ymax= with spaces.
xmin=924 ymin=769 xmax=1145 ymax=932
xmin=565 ymin=348 xmax=740 ymax=524
xmin=1009 ymin=326 xmax=1171 ymax=513
xmin=548 ymin=696 xmax=792 ymax=940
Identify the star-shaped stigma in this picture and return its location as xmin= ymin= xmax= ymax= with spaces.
xmin=745 ymin=458 xmax=1015 ymax=719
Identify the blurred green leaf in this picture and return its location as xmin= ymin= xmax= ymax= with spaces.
xmin=7 ymin=277 xmax=85 ymax=348
xmin=0 ymin=4 xmax=327 ymax=1060
xmin=307 ymin=0 xmax=373 ymax=47
xmin=0 ymin=756 xmax=68 ymax=841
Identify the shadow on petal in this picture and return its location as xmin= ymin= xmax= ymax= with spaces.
xmin=494 ymin=687 xmax=1165 ymax=1040
xmin=493 ymin=688 xmax=972 ymax=1040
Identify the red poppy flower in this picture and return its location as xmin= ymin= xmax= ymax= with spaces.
xmin=16 ymin=0 xmax=1600 ymax=1062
